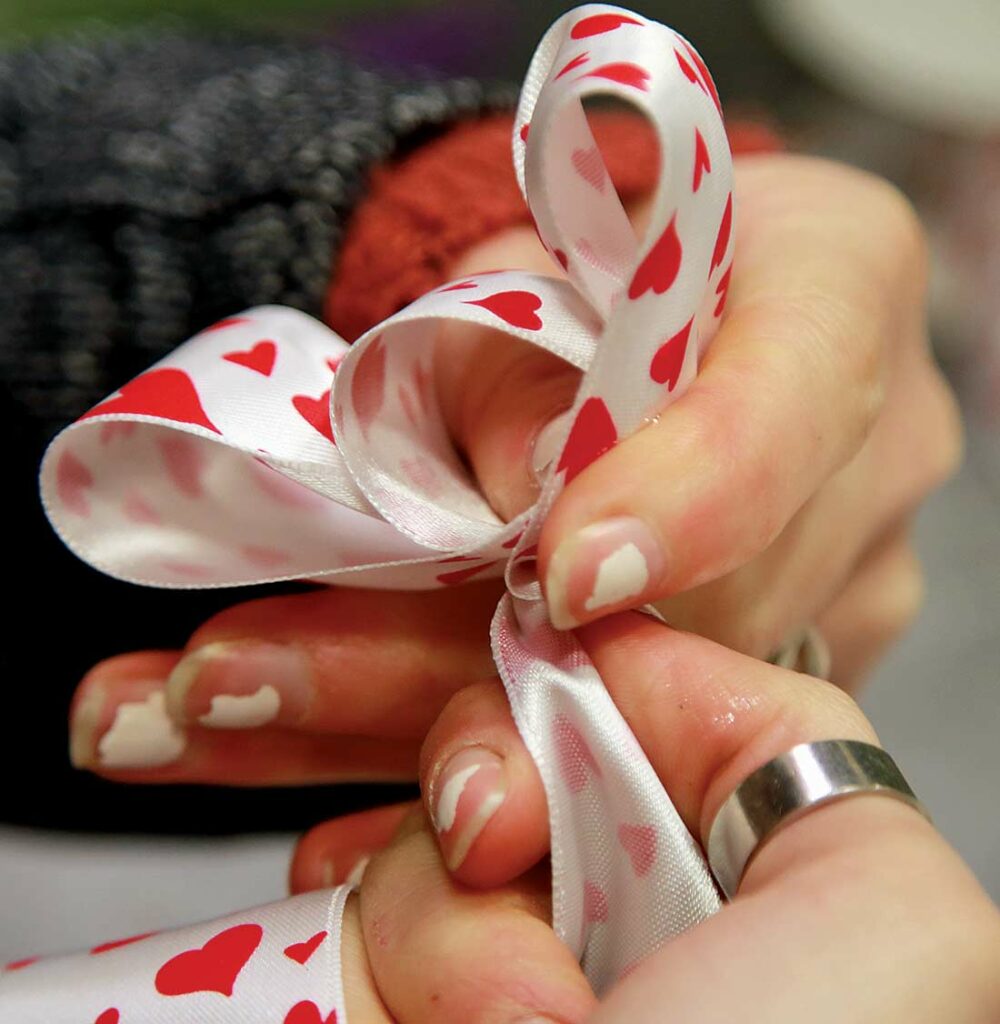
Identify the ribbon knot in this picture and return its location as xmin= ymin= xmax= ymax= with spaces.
xmin=40 ymin=3 xmax=733 ymax=995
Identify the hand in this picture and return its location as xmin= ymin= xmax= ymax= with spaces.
xmin=301 ymin=804 xmax=596 ymax=1024
xmin=439 ymin=151 xmax=961 ymax=691
xmin=319 ymin=616 xmax=999 ymax=1023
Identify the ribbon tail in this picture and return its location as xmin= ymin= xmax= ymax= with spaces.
xmin=0 ymin=887 xmax=353 ymax=1023
xmin=492 ymin=593 xmax=721 ymax=993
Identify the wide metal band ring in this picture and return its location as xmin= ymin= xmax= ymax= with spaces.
xmin=706 ymin=740 xmax=931 ymax=900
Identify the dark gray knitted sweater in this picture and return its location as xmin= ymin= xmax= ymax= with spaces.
xmin=1 ymin=31 xmax=513 ymax=439
xmin=2 ymin=32 xmax=512 ymax=832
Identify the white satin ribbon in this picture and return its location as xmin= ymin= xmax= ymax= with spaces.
xmin=15 ymin=5 xmax=735 ymax=1018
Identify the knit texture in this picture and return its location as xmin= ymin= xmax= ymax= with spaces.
xmin=0 ymin=32 xmax=514 ymax=439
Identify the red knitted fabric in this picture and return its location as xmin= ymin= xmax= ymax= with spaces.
xmin=325 ymin=112 xmax=780 ymax=341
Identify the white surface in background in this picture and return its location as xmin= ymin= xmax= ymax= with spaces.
xmin=758 ymin=0 xmax=1000 ymax=133
xmin=0 ymin=830 xmax=294 ymax=961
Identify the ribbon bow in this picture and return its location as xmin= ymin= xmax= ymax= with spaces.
xmin=23 ymin=5 xmax=734 ymax=1019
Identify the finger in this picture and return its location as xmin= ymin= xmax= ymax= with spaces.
xmin=70 ymin=654 xmax=419 ymax=783
xmin=576 ymin=617 xmax=1000 ymax=1023
xmin=158 ymin=582 xmax=499 ymax=737
xmin=651 ymin=342 xmax=961 ymax=659
xmin=418 ymin=681 xmax=549 ymax=886
xmin=435 ymin=222 xmax=579 ymax=522
xmin=290 ymin=802 xmax=416 ymax=894
xmin=816 ymin=529 xmax=925 ymax=694
xmin=340 ymin=895 xmax=394 ymax=1024
xmin=540 ymin=156 xmax=930 ymax=628
xmin=361 ymin=810 xmax=596 ymax=1024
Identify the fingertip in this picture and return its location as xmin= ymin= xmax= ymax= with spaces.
xmin=290 ymin=803 xmax=416 ymax=895
xmin=420 ymin=681 xmax=550 ymax=887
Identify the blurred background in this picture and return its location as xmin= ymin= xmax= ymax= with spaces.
xmin=1 ymin=0 xmax=997 ymax=959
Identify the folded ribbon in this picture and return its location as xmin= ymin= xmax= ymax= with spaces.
xmin=19 ymin=4 xmax=734 ymax=1019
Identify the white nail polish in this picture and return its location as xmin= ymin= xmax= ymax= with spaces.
xmin=433 ymin=763 xmax=481 ymax=833
xmin=197 ymin=684 xmax=281 ymax=729
xmin=98 ymin=690 xmax=186 ymax=768
xmin=584 ymin=542 xmax=649 ymax=612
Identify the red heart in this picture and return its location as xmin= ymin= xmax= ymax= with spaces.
xmin=284 ymin=1001 xmax=337 ymax=1024
xmin=519 ymin=123 xmax=530 ymax=142
xmin=351 ymin=335 xmax=387 ymax=437
xmin=711 ymin=194 xmax=733 ymax=272
xmin=199 ymin=317 xmax=250 ymax=333
xmin=439 ymin=280 xmax=478 ymax=292
xmin=158 ymin=436 xmax=205 ymax=498
xmin=556 ymin=397 xmax=617 ymax=484
xmin=82 ymin=368 xmax=220 ymax=435
xmin=618 ymin=824 xmax=657 ymax=877
xmin=571 ymin=146 xmax=607 ymax=193
xmin=554 ymin=248 xmax=569 ymax=271
xmin=4 ymin=957 xmax=38 ymax=972
xmin=555 ymin=52 xmax=589 ymax=79
xmin=693 ymin=128 xmax=711 ymax=192
xmin=465 ymin=291 xmax=543 ymax=331
xmin=571 ymin=13 xmax=643 ymax=38
xmin=584 ymin=62 xmax=649 ymax=92
xmin=714 ymin=265 xmax=732 ymax=318
xmin=223 ymin=340 xmax=276 ymax=376
xmin=292 ymin=390 xmax=335 ymax=444
xmin=675 ymin=49 xmax=704 ymax=92
xmin=56 ymin=451 xmax=94 ymax=518
xmin=680 ymin=38 xmax=722 ymax=114
xmin=628 ymin=216 xmax=683 ymax=301
xmin=91 ymin=931 xmax=156 ymax=955
xmin=649 ymin=318 xmax=693 ymax=391
xmin=583 ymin=881 xmax=609 ymax=923
xmin=94 ymin=1010 xmax=120 ymax=1024
xmin=284 ymin=930 xmax=327 ymax=965
xmin=553 ymin=714 xmax=602 ymax=793
xmin=154 ymin=923 xmax=262 ymax=998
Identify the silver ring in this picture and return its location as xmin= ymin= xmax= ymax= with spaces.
xmin=707 ymin=740 xmax=930 ymax=899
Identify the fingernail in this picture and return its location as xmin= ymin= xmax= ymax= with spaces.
xmin=545 ymin=516 xmax=665 ymax=629
xmin=431 ymin=746 xmax=507 ymax=871
xmin=530 ymin=411 xmax=572 ymax=484
xmin=166 ymin=641 xmax=311 ymax=729
xmin=72 ymin=683 xmax=187 ymax=770
xmin=344 ymin=855 xmax=371 ymax=888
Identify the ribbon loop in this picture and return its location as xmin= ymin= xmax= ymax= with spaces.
xmin=32 ymin=5 xmax=735 ymax=1015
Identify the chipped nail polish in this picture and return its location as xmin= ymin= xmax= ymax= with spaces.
xmin=166 ymin=642 xmax=310 ymax=728
xmin=96 ymin=690 xmax=187 ymax=769
xmin=431 ymin=746 xmax=506 ymax=871
xmin=545 ymin=516 xmax=665 ymax=629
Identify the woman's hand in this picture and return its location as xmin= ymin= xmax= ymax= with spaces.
xmin=439 ymin=152 xmax=961 ymax=689
xmin=308 ymin=617 xmax=1000 ymax=1024
xmin=68 ymin=151 xmax=960 ymax=781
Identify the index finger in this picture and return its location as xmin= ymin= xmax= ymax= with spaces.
xmin=540 ymin=155 xmax=927 ymax=628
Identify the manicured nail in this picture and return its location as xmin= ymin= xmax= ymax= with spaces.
xmin=92 ymin=689 xmax=186 ymax=769
xmin=344 ymin=855 xmax=371 ymax=888
xmin=545 ymin=516 xmax=665 ymax=629
xmin=166 ymin=641 xmax=311 ymax=729
xmin=431 ymin=746 xmax=506 ymax=871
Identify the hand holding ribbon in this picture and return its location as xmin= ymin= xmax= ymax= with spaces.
xmin=20 ymin=5 xmax=733 ymax=1020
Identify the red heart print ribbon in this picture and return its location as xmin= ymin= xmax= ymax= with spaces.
xmin=21 ymin=5 xmax=734 ymax=1018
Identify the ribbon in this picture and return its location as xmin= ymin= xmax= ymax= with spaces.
xmin=14 ymin=5 xmax=734 ymax=1019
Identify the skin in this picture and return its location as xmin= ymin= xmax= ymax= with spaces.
xmin=64 ymin=154 xmax=978 ymax=1018
xmin=303 ymin=619 xmax=1000 ymax=1024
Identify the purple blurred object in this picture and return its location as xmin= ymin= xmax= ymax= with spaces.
xmin=331 ymin=0 xmax=519 ymax=77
